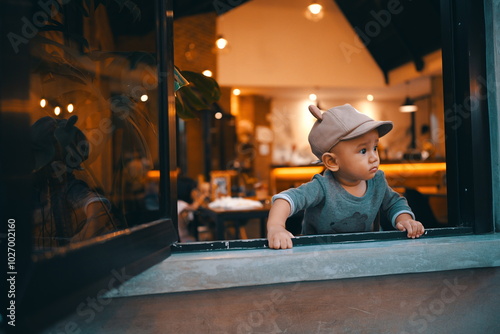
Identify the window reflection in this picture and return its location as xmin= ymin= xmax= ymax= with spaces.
xmin=32 ymin=115 xmax=117 ymax=248
xmin=29 ymin=0 xmax=161 ymax=250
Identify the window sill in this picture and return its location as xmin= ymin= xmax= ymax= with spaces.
xmin=105 ymin=233 xmax=500 ymax=297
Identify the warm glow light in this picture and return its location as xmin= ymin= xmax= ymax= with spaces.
xmin=309 ymin=93 xmax=317 ymax=101
xmin=305 ymin=2 xmax=324 ymax=21
xmin=379 ymin=162 xmax=446 ymax=174
xmin=308 ymin=3 xmax=322 ymax=15
xmin=366 ymin=94 xmax=374 ymax=102
xmin=67 ymin=103 xmax=74 ymax=113
xmin=232 ymin=88 xmax=241 ymax=96
xmin=54 ymin=106 xmax=61 ymax=116
xmin=147 ymin=170 xmax=160 ymax=180
xmin=40 ymin=99 xmax=47 ymax=108
xmin=272 ymin=166 xmax=325 ymax=178
xmin=202 ymin=70 xmax=213 ymax=77
xmin=400 ymin=104 xmax=418 ymax=112
xmin=140 ymin=94 xmax=148 ymax=102
xmin=216 ymin=36 xmax=228 ymax=50
xmin=215 ymin=112 xmax=223 ymax=119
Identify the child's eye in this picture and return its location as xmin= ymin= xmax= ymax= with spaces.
xmin=360 ymin=148 xmax=367 ymax=154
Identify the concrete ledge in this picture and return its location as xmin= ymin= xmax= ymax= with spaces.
xmin=106 ymin=233 xmax=500 ymax=297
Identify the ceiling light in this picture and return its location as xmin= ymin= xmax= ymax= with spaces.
xmin=367 ymin=94 xmax=374 ymax=102
xmin=54 ymin=106 xmax=61 ymax=116
xmin=309 ymin=93 xmax=317 ymax=101
xmin=305 ymin=2 xmax=324 ymax=22
xmin=202 ymin=70 xmax=213 ymax=77
xmin=215 ymin=35 xmax=228 ymax=50
xmin=399 ymin=97 xmax=418 ymax=112
xmin=67 ymin=103 xmax=74 ymax=113
xmin=400 ymin=81 xmax=418 ymax=112
xmin=308 ymin=3 xmax=322 ymax=15
xmin=140 ymin=94 xmax=149 ymax=102
xmin=40 ymin=98 xmax=47 ymax=108
xmin=232 ymin=88 xmax=241 ymax=96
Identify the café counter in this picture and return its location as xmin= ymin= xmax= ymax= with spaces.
xmin=270 ymin=161 xmax=447 ymax=194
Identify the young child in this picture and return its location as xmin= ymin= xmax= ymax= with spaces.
xmin=267 ymin=104 xmax=425 ymax=249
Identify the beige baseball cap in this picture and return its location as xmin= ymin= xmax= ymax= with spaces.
xmin=308 ymin=104 xmax=393 ymax=161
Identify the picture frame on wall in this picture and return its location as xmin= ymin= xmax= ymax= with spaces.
xmin=210 ymin=170 xmax=236 ymax=200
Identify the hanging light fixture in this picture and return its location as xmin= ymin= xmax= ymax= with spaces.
xmin=399 ymin=81 xmax=418 ymax=112
xmin=399 ymin=97 xmax=418 ymax=112
xmin=305 ymin=1 xmax=324 ymax=22
xmin=215 ymin=35 xmax=229 ymax=50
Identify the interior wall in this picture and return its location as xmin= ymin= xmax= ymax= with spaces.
xmin=270 ymin=97 xmax=435 ymax=166
xmin=216 ymin=0 xmax=387 ymax=89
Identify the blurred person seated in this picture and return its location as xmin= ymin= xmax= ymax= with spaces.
xmin=177 ymin=176 xmax=210 ymax=242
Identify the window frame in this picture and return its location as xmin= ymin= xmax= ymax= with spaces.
xmin=440 ymin=0 xmax=493 ymax=233
xmin=0 ymin=0 xmax=495 ymax=332
xmin=0 ymin=0 xmax=178 ymax=332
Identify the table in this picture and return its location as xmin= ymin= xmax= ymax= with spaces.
xmin=198 ymin=203 xmax=271 ymax=240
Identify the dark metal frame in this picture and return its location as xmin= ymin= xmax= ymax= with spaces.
xmin=441 ymin=0 xmax=493 ymax=233
xmin=0 ymin=0 xmax=178 ymax=333
xmin=172 ymin=227 xmax=473 ymax=252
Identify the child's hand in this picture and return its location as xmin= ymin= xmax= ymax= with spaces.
xmin=396 ymin=217 xmax=425 ymax=239
xmin=267 ymin=225 xmax=294 ymax=249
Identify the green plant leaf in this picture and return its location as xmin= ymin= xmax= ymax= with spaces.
xmin=180 ymin=71 xmax=221 ymax=103
xmin=175 ymin=93 xmax=197 ymax=119
xmin=177 ymin=85 xmax=210 ymax=111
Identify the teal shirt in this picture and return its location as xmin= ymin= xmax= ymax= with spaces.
xmin=272 ymin=170 xmax=414 ymax=234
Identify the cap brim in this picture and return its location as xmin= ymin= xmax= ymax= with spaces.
xmin=342 ymin=121 xmax=393 ymax=141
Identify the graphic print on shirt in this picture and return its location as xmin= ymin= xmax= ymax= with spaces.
xmin=330 ymin=212 xmax=368 ymax=233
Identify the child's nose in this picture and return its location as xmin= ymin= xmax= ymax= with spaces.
xmin=369 ymin=151 xmax=379 ymax=162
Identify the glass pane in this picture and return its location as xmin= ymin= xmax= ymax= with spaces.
xmin=28 ymin=1 xmax=161 ymax=251
xmin=173 ymin=0 xmax=453 ymax=244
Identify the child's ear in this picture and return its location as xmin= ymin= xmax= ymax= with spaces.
xmin=322 ymin=152 xmax=339 ymax=172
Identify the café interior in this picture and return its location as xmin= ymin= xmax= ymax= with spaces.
xmin=1 ymin=0 xmax=499 ymax=333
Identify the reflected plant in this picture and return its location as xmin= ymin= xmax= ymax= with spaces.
xmin=31 ymin=0 xmax=221 ymax=121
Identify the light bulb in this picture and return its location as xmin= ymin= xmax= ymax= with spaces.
xmin=216 ymin=36 xmax=228 ymax=50
xmin=308 ymin=3 xmax=322 ymax=15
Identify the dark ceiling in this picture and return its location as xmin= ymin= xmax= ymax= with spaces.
xmin=334 ymin=0 xmax=441 ymax=83
xmin=174 ymin=0 xmax=252 ymax=19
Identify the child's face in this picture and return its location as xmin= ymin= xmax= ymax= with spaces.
xmin=330 ymin=129 xmax=380 ymax=182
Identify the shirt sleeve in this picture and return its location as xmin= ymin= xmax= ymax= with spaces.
xmin=380 ymin=178 xmax=415 ymax=227
xmin=272 ymin=176 xmax=326 ymax=217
